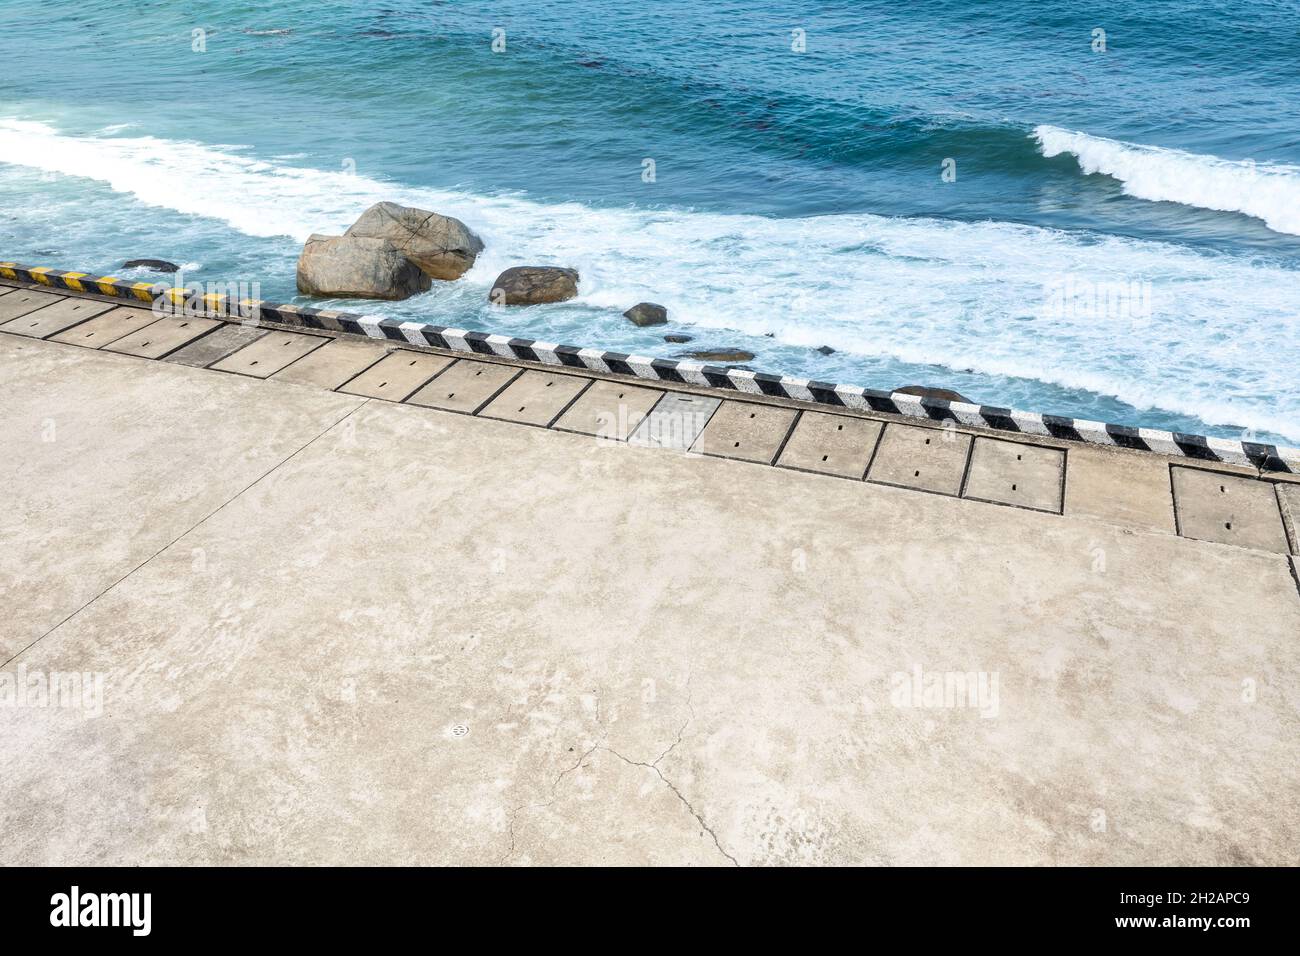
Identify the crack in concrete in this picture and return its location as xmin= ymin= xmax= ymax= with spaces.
xmin=499 ymin=676 xmax=706 ymax=865
xmin=498 ymin=737 xmax=603 ymax=865
xmin=603 ymin=745 xmax=739 ymax=867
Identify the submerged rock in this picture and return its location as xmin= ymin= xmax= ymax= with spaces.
xmin=623 ymin=302 xmax=668 ymax=326
xmin=684 ymin=348 xmax=756 ymax=363
xmin=489 ymin=266 xmax=579 ymax=305
xmin=894 ymin=384 xmax=972 ymax=404
xmin=345 ymin=201 xmax=484 ymax=280
xmin=296 ymin=233 xmax=431 ymax=300
xmin=122 ymin=258 xmax=180 ymax=273
xmin=663 ymin=333 xmax=693 ymax=344
xmin=816 ymin=345 xmax=835 ymax=355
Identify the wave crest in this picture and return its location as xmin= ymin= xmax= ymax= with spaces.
xmin=1035 ymin=124 xmax=1300 ymax=236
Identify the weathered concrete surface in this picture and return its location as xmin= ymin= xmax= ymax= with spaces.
xmin=1064 ymin=444 xmax=1177 ymax=535
xmin=2 ymin=336 xmax=1299 ymax=866
xmin=0 ymin=336 xmax=363 ymax=661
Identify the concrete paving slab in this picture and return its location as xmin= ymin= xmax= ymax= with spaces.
xmin=776 ymin=412 xmax=882 ymax=479
xmin=209 ymin=330 xmax=325 ymax=378
xmin=271 ymin=337 xmax=388 ymax=390
xmin=1277 ymin=483 xmax=1300 ymax=555
xmin=1172 ymin=467 xmax=1290 ymax=553
xmin=1064 ymin=445 xmax=1176 ymax=534
xmin=49 ymin=306 xmax=161 ymax=349
xmin=478 ymin=370 xmax=591 ymax=427
xmin=552 ymin=378 xmax=664 ymax=440
xmin=867 ymin=422 xmax=971 ymax=497
xmin=0 ymin=285 xmax=13 ymax=296
xmin=690 ymin=401 xmax=798 ymax=465
xmin=338 ymin=350 xmax=452 ymax=401
xmin=628 ymin=391 xmax=721 ymax=452
xmin=102 ymin=316 xmax=222 ymax=360
xmin=0 ymin=336 xmax=363 ymax=663
xmin=963 ymin=437 xmax=1066 ymax=514
xmin=164 ymin=323 xmax=267 ymax=368
xmin=0 ymin=296 xmax=114 ymax=339
xmin=406 ymin=358 xmax=519 ymax=414
xmin=0 ymin=288 xmax=64 ymax=324
xmin=2 ymin=385 xmax=1299 ymax=866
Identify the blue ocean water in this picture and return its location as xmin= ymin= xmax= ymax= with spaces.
xmin=1 ymin=0 xmax=1298 ymax=443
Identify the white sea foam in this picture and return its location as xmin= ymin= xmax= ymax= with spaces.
xmin=1035 ymin=124 xmax=1300 ymax=236
xmin=2 ymin=119 xmax=1298 ymax=439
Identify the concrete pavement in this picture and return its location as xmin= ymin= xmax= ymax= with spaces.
xmin=2 ymin=300 xmax=1299 ymax=865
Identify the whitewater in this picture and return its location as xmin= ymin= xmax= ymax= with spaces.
xmin=1036 ymin=125 xmax=1300 ymax=237
xmin=2 ymin=118 xmax=1299 ymax=442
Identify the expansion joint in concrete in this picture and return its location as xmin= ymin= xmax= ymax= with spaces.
xmin=0 ymin=399 xmax=369 ymax=669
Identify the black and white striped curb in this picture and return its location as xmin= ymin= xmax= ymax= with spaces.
xmin=4 ymin=260 xmax=1297 ymax=474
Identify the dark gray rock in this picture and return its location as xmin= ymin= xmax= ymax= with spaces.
xmin=489 ymin=266 xmax=579 ymax=305
xmin=816 ymin=345 xmax=835 ymax=355
xmin=663 ymin=333 xmax=693 ymax=344
xmin=296 ymin=233 xmax=431 ymax=300
xmin=684 ymin=348 xmax=756 ymax=363
xmin=623 ymin=302 xmax=668 ymax=327
xmin=345 ymin=201 xmax=484 ymax=280
xmin=894 ymin=384 xmax=972 ymax=404
xmin=122 ymin=258 xmax=180 ymax=273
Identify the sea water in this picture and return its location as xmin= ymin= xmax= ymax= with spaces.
xmin=1 ymin=0 xmax=1297 ymax=443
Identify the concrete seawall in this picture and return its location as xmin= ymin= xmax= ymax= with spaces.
xmin=4 ymin=260 xmax=1298 ymax=474
xmin=2 ymin=270 xmax=1298 ymax=865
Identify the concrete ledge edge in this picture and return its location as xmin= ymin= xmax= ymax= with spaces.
xmin=3 ymin=259 xmax=1296 ymax=474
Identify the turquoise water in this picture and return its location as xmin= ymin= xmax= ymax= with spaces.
xmin=2 ymin=1 xmax=1298 ymax=443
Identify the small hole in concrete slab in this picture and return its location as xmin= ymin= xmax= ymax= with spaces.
xmin=250 ymin=360 xmax=259 ymax=366
xmin=546 ymin=381 xmax=553 ymax=387
xmin=925 ymin=438 xmax=931 ymax=445
xmin=1017 ymin=454 xmax=1022 ymax=461
xmin=821 ymin=454 xmax=829 ymax=461
xmin=914 ymin=470 xmax=920 ymax=477
xmin=518 ymin=406 xmax=527 ymax=412
xmin=1220 ymin=485 xmax=1226 ymax=493
xmin=447 ymin=392 xmax=455 ymax=398
xmin=734 ymin=441 xmax=741 ymax=448
xmin=837 ymin=424 xmax=843 ymax=431
xmin=749 ymin=412 xmax=755 ymax=418
xmin=379 ymin=382 xmax=388 ymax=388
xmin=1225 ymin=521 xmax=1232 ymax=530
xmin=1012 ymin=483 xmax=1018 ymax=491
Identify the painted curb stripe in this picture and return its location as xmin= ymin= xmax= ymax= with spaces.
xmin=3 ymin=260 xmax=1297 ymax=474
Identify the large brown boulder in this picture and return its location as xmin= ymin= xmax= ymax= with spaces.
xmin=345 ymin=201 xmax=484 ymax=280
xmin=489 ymin=266 xmax=579 ymax=305
xmin=296 ymin=234 xmax=432 ymax=300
